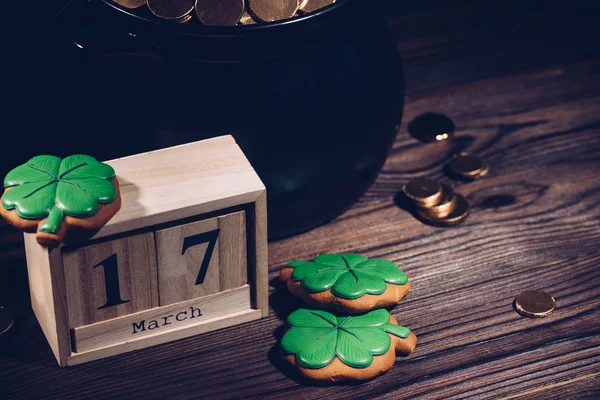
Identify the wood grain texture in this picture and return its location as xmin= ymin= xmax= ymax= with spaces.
xmin=22 ymin=233 xmax=71 ymax=366
xmin=62 ymin=232 xmax=159 ymax=328
xmin=71 ymin=285 xmax=253 ymax=354
xmin=155 ymin=211 xmax=247 ymax=305
xmin=68 ymin=308 xmax=262 ymax=366
xmin=1 ymin=1 xmax=599 ymax=398
xmin=218 ymin=211 xmax=248 ymax=291
xmin=95 ymin=135 xmax=265 ymax=240
xmin=251 ymin=189 xmax=269 ymax=317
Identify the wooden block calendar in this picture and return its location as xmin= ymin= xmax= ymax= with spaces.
xmin=23 ymin=136 xmax=268 ymax=366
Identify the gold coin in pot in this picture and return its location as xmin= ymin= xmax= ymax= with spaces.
xmin=403 ymin=178 xmax=442 ymax=207
xmin=514 ymin=290 xmax=556 ymax=318
xmin=239 ymin=11 xmax=258 ymax=25
xmin=448 ymin=153 xmax=489 ymax=179
xmin=299 ymin=0 xmax=335 ymax=13
xmin=113 ymin=0 xmax=147 ymax=8
xmin=248 ymin=0 xmax=298 ymax=22
xmin=0 ymin=306 xmax=14 ymax=336
xmin=147 ymin=0 xmax=195 ymax=20
xmin=175 ymin=14 xmax=194 ymax=23
xmin=196 ymin=0 xmax=245 ymax=26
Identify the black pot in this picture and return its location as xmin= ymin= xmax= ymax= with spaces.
xmin=9 ymin=0 xmax=404 ymax=239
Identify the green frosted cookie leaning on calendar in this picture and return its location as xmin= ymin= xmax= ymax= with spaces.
xmin=0 ymin=154 xmax=121 ymax=248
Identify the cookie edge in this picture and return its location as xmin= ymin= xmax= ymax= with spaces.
xmin=280 ymin=267 xmax=410 ymax=313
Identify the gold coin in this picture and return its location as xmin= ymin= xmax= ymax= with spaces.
xmin=417 ymin=192 xmax=470 ymax=226
xmin=113 ymin=0 xmax=147 ymax=8
xmin=403 ymin=178 xmax=442 ymax=207
xmin=175 ymin=14 xmax=194 ymax=23
xmin=418 ymin=184 xmax=456 ymax=218
xmin=0 ymin=306 xmax=14 ymax=336
xmin=195 ymin=0 xmax=244 ymax=26
xmin=448 ymin=153 xmax=489 ymax=179
xmin=299 ymin=0 xmax=335 ymax=13
xmin=239 ymin=11 xmax=258 ymax=24
xmin=247 ymin=0 xmax=298 ymax=22
xmin=514 ymin=290 xmax=556 ymax=318
xmin=147 ymin=0 xmax=195 ymax=20
xmin=476 ymin=164 xmax=490 ymax=178
xmin=408 ymin=113 xmax=455 ymax=143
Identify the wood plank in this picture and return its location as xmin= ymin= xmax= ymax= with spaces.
xmin=62 ymin=232 xmax=159 ymax=328
xmin=155 ymin=212 xmax=247 ymax=306
xmin=94 ymin=135 xmax=265 ymax=240
xmin=503 ymin=372 xmax=600 ymax=400
xmin=23 ymin=233 xmax=71 ymax=366
xmin=0 ymin=59 xmax=590 ymax=399
xmin=250 ymin=190 xmax=269 ymax=317
xmin=217 ymin=211 xmax=248 ymax=291
xmin=387 ymin=2 xmax=600 ymax=100
xmin=72 ymin=285 xmax=252 ymax=353
xmin=1 ymin=4 xmax=599 ymax=398
xmin=67 ymin=309 xmax=262 ymax=366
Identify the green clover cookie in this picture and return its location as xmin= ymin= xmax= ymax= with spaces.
xmin=1 ymin=154 xmax=121 ymax=247
xmin=280 ymin=253 xmax=410 ymax=313
xmin=280 ymin=308 xmax=416 ymax=382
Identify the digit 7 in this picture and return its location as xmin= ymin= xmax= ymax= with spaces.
xmin=181 ymin=229 xmax=220 ymax=285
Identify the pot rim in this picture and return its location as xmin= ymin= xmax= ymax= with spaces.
xmin=99 ymin=0 xmax=353 ymax=35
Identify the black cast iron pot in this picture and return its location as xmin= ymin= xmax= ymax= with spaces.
xmin=8 ymin=0 xmax=404 ymax=238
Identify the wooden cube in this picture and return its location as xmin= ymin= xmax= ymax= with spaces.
xmin=23 ymin=136 xmax=268 ymax=366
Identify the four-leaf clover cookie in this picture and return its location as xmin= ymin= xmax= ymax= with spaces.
xmin=0 ymin=155 xmax=121 ymax=247
xmin=279 ymin=253 xmax=410 ymax=313
xmin=281 ymin=308 xmax=416 ymax=382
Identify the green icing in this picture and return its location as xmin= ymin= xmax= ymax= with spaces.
xmin=287 ymin=253 xmax=408 ymax=300
xmin=2 ymin=155 xmax=117 ymax=233
xmin=281 ymin=308 xmax=411 ymax=369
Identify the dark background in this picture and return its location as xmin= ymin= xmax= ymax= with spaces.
xmin=3 ymin=1 xmax=599 ymax=178
xmin=1 ymin=1 xmax=600 ymax=399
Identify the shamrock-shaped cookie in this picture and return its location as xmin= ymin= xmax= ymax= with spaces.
xmin=0 ymin=155 xmax=121 ymax=247
xmin=281 ymin=308 xmax=416 ymax=382
xmin=279 ymin=253 xmax=410 ymax=313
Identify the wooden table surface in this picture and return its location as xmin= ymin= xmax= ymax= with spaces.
xmin=1 ymin=1 xmax=600 ymax=399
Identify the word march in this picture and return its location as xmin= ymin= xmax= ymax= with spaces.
xmin=132 ymin=306 xmax=203 ymax=334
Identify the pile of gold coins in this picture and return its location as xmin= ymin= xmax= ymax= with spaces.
xmin=113 ymin=0 xmax=336 ymax=25
xmin=403 ymin=178 xmax=470 ymax=226
xmin=447 ymin=153 xmax=489 ymax=180
xmin=402 ymin=153 xmax=489 ymax=226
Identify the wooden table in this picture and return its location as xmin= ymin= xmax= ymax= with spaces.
xmin=1 ymin=1 xmax=599 ymax=398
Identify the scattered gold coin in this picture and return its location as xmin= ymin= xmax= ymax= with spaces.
xmin=147 ymin=0 xmax=194 ymax=20
xmin=113 ymin=0 xmax=147 ymax=8
xmin=247 ymin=0 xmax=298 ymax=22
xmin=239 ymin=10 xmax=258 ymax=25
xmin=407 ymin=112 xmax=455 ymax=143
xmin=195 ymin=0 xmax=245 ymax=26
xmin=0 ymin=306 xmax=14 ymax=336
xmin=299 ymin=0 xmax=336 ymax=13
xmin=417 ymin=183 xmax=456 ymax=219
xmin=448 ymin=153 xmax=489 ymax=180
xmin=417 ymin=192 xmax=470 ymax=226
xmin=514 ymin=290 xmax=556 ymax=318
xmin=403 ymin=178 xmax=443 ymax=207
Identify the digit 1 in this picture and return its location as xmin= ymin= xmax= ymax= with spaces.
xmin=181 ymin=229 xmax=220 ymax=285
xmin=94 ymin=253 xmax=130 ymax=310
